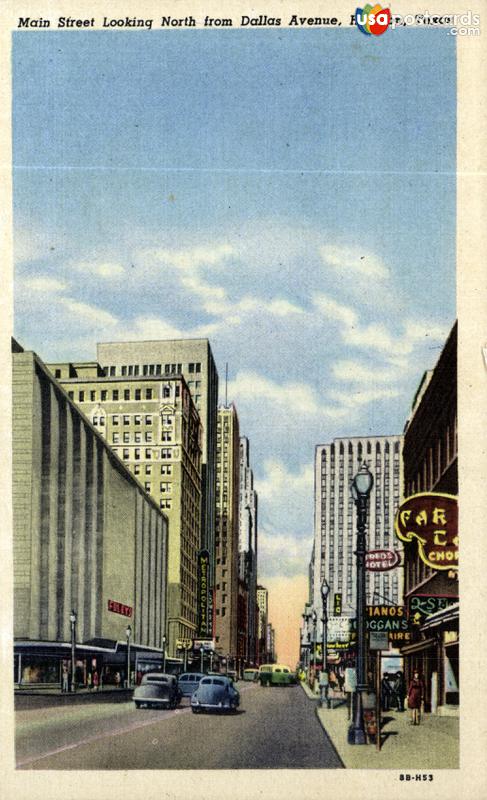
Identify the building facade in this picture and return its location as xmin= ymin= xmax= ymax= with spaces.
xmin=46 ymin=360 xmax=201 ymax=655
xmin=399 ymin=322 xmax=458 ymax=714
xmin=96 ymin=339 xmax=219 ymax=629
xmin=256 ymin=585 xmax=268 ymax=664
xmin=214 ymin=405 xmax=240 ymax=659
xmin=307 ymin=435 xmax=403 ymax=667
xmin=238 ymin=437 xmax=258 ymax=664
xmin=13 ymin=344 xmax=168 ymax=686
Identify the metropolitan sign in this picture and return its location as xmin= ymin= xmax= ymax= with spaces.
xmin=394 ymin=492 xmax=458 ymax=571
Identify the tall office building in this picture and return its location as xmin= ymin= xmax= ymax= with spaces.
xmin=256 ymin=585 xmax=268 ymax=663
xmin=214 ymin=405 xmax=240 ymax=659
xmin=312 ymin=435 xmax=403 ymax=621
xmin=96 ymin=339 xmax=219 ymax=631
xmin=238 ymin=437 xmax=258 ymax=664
xmin=46 ymin=360 xmax=202 ymax=655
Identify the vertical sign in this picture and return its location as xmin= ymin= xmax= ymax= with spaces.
xmin=333 ymin=593 xmax=342 ymax=615
xmin=197 ymin=549 xmax=211 ymax=637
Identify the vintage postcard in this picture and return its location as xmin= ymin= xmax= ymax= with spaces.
xmin=0 ymin=0 xmax=486 ymax=798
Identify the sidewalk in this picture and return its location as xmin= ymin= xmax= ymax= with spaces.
xmin=301 ymin=681 xmax=459 ymax=769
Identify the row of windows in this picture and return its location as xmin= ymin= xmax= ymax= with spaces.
xmin=104 ymin=362 xmax=202 ymax=377
xmin=115 ymin=447 xmax=175 ymax=460
xmin=75 ymin=388 xmax=155 ymax=403
xmin=94 ymin=413 xmax=153 ymax=426
xmin=112 ymin=431 xmax=173 ymax=444
xmin=133 ymin=464 xmax=173 ymax=476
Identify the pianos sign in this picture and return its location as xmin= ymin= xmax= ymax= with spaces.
xmin=365 ymin=549 xmax=400 ymax=571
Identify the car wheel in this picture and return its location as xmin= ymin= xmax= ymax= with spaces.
xmin=135 ymin=701 xmax=141 ymax=709
xmin=191 ymin=707 xmax=199 ymax=714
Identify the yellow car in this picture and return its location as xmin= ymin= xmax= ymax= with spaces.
xmin=259 ymin=664 xmax=294 ymax=686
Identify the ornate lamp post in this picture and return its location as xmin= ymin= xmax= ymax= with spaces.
xmin=125 ymin=624 xmax=132 ymax=689
xmin=69 ymin=610 xmax=77 ymax=693
xmin=321 ymin=578 xmax=330 ymax=709
xmin=348 ymin=462 xmax=374 ymax=745
xmin=301 ymin=609 xmax=311 ymax=671
xmin=162 ymin=634 xmax=167 ymax=673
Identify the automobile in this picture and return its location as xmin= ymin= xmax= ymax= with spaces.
xmin=177 ymin=672 xmax=206 ymax=697
xmin=226 ymin=670 xmax=238 ymax=683
xmin=133 ymin=673 xmax=182 ymax=709
xmin=259 ymin=664 xmax=294 ymax=686
xmin=242 ymin=668 xmax=259 ymax=682
xmin=191 ymin=675 xmax=240 ymax=713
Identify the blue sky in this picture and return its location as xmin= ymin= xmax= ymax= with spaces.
xmin=13 ymin=28 xmax=456 ymax=585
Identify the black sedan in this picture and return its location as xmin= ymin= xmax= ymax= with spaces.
xmin=191 ymin=676 xmax=240 ymax=714
xmin=133 ymin=673 xmax=182 ymax=710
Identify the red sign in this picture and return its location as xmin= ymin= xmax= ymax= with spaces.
xmin=394 ymin=493 xmax=458 ymax=571
xmin=107 ymin=599 xmax=133 ymax=618
xmin=365 ymin=549 xmax=401 ymax=571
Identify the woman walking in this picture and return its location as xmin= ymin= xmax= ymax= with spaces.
xmin=407 ymin=670 xmax=425 ymax=725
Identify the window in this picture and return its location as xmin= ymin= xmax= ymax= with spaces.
xmin=121 ymin=366 xmax=127 ymax=376
xmin=99 ymin=416 xmax=105 ymax=427
xmin=134 ymin=432 xmax=141 ymax=443
xmin=109 ymin=366 xmax=116 ymax=376
xmin=100 ymin=390 xmax=107 ymax=401
xmin=128 ymin=365 xmax=133 ymax=376
xmin=163 ymin=387 xmax=170 ymax=398
xmin=145 ymin=448 xmax=151 ymax=459
xmin=134 ymin=464 xmax=140 ymax=475
xmin=145 ymin=431 xmax=153 ymax=442
xmin=123 ymin=415 xmax=130 ymax=425
xmin=134 ymin=365 xmax=139 ymax=376
xmin=161 ymin=449 xmax=171 ymax=459
xmin=112 ymin=415 xmax=119 ymax=425
xmin=112 ymin=390 xmax=119 ymax=401
xmin=54 ymin=368 xmax=62 ymax=378
xmin=145 ymin=465 xmax=152 ymax=475
xmin=124 ymin=389 xmax=130 ymax=401
xmin=145 ymin=415 xmax=152 ymax=425
xmin=135 ymin=389 xmax=141 ymax=400
xmin=144 ymin=482 xmax=151 ymax=492
xmin=123 ymin=448 xmax=129 ymax=459
xmin=161 ymin=465 xmax=172 ymax=475
xmin=68 ymin=391 xmax=74 ymax=400
xmin=146 ymin=389 xmax=153 ymax=400
xmin=123 ymin=432 xmax=130 ymax=443
xmin=162 ymin=431 xmax=172 ymax=442
xmin=113 ymin=433 xmax=120 ymax=444
xmin=79 ymin=391 xmax=85 ymax=402
xmin=93 ymin=416 xmax=98 ymax=426
xmin=90 ymin=390 xmax=96 ymax=401
xmin=175 ymin=385 xmax=180 ymax=397
xmin=134 ymin=415 xmax=141 ymax=425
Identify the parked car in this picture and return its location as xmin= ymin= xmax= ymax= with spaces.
xmin=259 ymin=664 xmax=294 ymax=686
xmin=133 ymin=673 xmax=182 ymax=709
xmin=226 ymin=670 xmax=238 ymax=683
xmin=178 ymin=672 xmax=206 ymax=697
xmin=243 ymin=668 xmax=259 ymax=682
xmin=191 ymin=675 xmax=240 ymax=713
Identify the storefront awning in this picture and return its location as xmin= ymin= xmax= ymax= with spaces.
xmin=399 ymin=637 xmax=437 ymax=655
xmin=421 ymin=603 xmax=459 ymax=631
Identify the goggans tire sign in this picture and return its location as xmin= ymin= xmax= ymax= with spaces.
xmin=394 ymin=492 xmax=458 ymax=571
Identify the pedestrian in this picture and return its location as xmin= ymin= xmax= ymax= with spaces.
xmin=380 ymin=672 xmax=391 ymax=711
xmin=62 ymin=665 xmax=69 ymax=693
xmin=114 ymin=671 xmax=121 ymax=688
xmin=394 ymin=671 xmax=406 ymax=711
xmin=93 ymin=670 xmax=99 ymax=691
xmin=407 ymin=670 xmax=425 ymax=725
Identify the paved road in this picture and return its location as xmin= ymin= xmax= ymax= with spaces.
xmin=16 ymin=683 xmax=343 ymax=770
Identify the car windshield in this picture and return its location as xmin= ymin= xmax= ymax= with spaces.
xmin=201 ymin=678 xmax=212 ymax=685
xmin=146 ymin=676 xmax=168 ymax=683
xmin=213 ymin=679 xmax=225 ymax=686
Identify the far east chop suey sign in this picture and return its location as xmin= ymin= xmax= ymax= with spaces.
xmin=394 ymin=493 xmax=458 ymax=571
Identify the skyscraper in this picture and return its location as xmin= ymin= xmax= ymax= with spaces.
xmin=312 ymin=435 xmax=403 ymax=620
xmin=214 ymin=404 xmax=240 ymax=660
xmin=238 ymin=437 xmax=258 ymax=664
xmin=96 ymin=339 xmax=218 ymax=636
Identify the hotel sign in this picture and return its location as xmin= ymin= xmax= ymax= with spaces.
xmin=365 ymin=549 xmax=401 ymax=571
xmin=394 ymin=493 xmax=458 ymax=571
xmin=107 ymin=599 xmax=132 ymax=618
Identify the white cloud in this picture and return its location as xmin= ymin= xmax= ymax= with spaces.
xmin=59 ymin=297 xmax=119 ymax=328
xmin=21 ymin=276 xmax=67 ymax=293
xmin=257 ymin=529 xmax=312 ymax=578
xmin=229 ymin=371 xmax=322 ymax=417
xmin=320 ymin=244 xmax=390 ymax=280
xmin=332 ymin=359 xmax=401 ymax=385
xmin=71 ymin=261 xmax=126 ymax=279
xmin=144 ymin=243 xmax=235 ymax=271
xmin=313 ymin=293 xmax=358 ymax=327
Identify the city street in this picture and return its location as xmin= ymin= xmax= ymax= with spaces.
xmin=16 ymin=683 xmax=343 ymax=770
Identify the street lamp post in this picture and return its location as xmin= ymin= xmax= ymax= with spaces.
xmin=311 ymin=610 xmax=318 ymax=688
xmin=321 ymin=579 xmax=330 ymax=709
xmin=70 ymin=610 xmax=77 ymax=693
xmin=200 ymin=645 xmax=205 ymax=674
xmin=162 ymin=635 xmax=167 ymax=673
xmin=348 ymin=462 xmax=374 ymax=745
xmin=126 ymin=625 xmax=132 ymax=689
